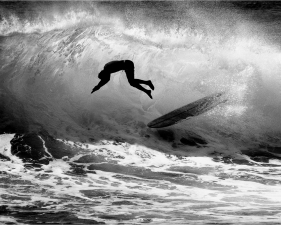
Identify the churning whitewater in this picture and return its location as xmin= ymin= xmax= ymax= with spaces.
xmin=1 ymin=2 xmax=281 ymax=224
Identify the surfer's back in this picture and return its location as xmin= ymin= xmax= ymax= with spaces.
xmin=104 ymin=60 xmax=125 ymax=74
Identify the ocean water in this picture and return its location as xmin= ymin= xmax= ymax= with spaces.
xmin=1 ymin=1 xmax=281 ymax=224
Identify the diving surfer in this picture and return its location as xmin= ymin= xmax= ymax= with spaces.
xmin=91 ymin=60 xmax=154 ymax=99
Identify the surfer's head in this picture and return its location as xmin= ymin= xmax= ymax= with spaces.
xmin=98 ymin=70 xmax=107 ymax=79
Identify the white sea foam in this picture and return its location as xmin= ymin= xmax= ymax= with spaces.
xmin=2 ymin=133 xmax=281 ymax=223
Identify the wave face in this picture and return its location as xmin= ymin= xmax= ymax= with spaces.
xmin=2 ymin=2 xmax=281 ymax=152
xmin=2 ymin=1 xmax=281 ymax=149
xmin=2 ymin=2 xmax=281 ymax=224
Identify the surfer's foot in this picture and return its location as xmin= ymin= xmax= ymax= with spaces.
xmin=146 ymin=90 xmax=153 ymax=99
xmin=148 ymin=80 xmax=154 ymax=90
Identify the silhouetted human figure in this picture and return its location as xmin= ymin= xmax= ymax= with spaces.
xmin=91 ymin=60 xmax=154 ymax=99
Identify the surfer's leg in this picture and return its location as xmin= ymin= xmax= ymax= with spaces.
xmin=130 ymin=82 xmax=153 ymax=99
xmin=124 ymin=60 xmax=154 ymax=91
xmin=134 ymin=79 xmax=154 ymax=90
xmin=124 ymin=60 xmax=135 ymax=81
xmin=124 ymin=62 xmax=152 ymax=98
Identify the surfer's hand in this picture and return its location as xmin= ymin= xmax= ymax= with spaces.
xmin=91 ymin=87 xmax=98 ymax=94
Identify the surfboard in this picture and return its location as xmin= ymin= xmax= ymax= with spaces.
xmin=147 ymin=92 xmax=227 ymax=128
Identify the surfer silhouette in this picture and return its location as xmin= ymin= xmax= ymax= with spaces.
xmin=91 ymin=60 xmax=154 ymax=99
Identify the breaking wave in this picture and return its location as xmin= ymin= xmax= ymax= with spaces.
xmin=1 ymin=1 xmax=281 ymax=153
xmin=3 ymin=2 xmax=281 ymax=224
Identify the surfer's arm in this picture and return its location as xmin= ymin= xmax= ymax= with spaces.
xmin=91 ymin=79 xmax=109 ymax=93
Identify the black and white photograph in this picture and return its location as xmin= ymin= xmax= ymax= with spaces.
xmin=1 ymin=1 xmax=281 ymax=224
